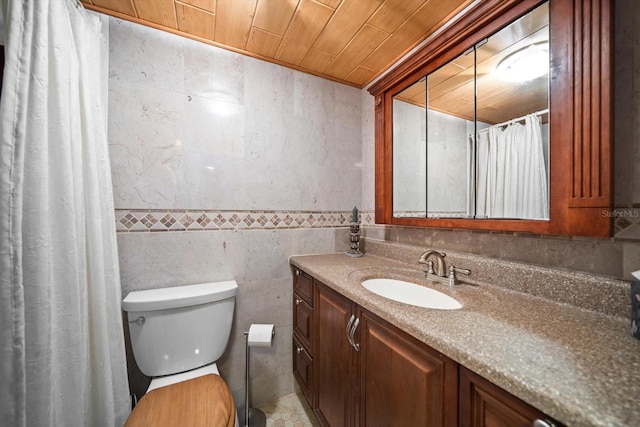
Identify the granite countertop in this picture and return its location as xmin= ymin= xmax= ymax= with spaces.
xmin=289 ymin=248 xmax=640 ymax=427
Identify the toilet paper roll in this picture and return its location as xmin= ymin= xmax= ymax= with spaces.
xmin=247 ymin=324 xmax=275 ymax=347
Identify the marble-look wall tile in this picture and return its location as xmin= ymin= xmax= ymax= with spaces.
xmin=292 ymin=227 xmax=341 ymax=256
xmin=334 ymin=228 xmax=351 ymax=253
xmin=109 ymin=20 xmax=185 ymax=93
xmin=116 ymin=231 xmax=245 ymax=296
xmin=109 ymin=16 xmax=362 ymax=409
xmin=109 ymin=83 xmax=187 ymax=208
xmin=361 ymin=225 xmax=388 ymax=242
xmin=109 ymin=18 xmax=362 ymax=211
xmin=538 ymin=237 xmax=623 ymax=277
xmin=389 ymin=226 xmax=432 ymax=247
xmin=613 ymin=0 xmax=635 ymax=207
xmin=118 ymin=227 xmax=338 ymax=406
xmin=243 ymin=230 xmax=295 ymax=282
xmin=462 ymin=232 xmax=504 ymax=259
xmin=251 ymin=324 xmax=294 ymax=387
xmin=366 ymin=225 xmax=639 ymax=279
xmin=234 ymin=278 xmax=293 ymax=332
xmin=632 ymin=0 xmax=640 ymax=205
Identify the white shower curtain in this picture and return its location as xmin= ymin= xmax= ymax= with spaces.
xmin=475 ymin=114 xmax=549 ymax=219
xmin=0 ymin=1 xmax=129 ymax=426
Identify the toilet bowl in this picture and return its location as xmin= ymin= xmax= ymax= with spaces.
xmin=122 ymin=281 xmax=239 ymax=427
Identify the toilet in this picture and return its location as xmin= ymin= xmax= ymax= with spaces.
xmin=122 ymin=280 xmax=239 ymax=427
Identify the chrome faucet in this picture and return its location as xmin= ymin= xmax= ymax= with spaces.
xmin=418 ymin=250 xmax=447 ymax=277
xmin=418 ymin=249 xmax=471 ymax=286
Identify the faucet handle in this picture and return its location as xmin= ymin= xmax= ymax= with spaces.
xmin=426 ymin=260 xmax=435 ymax=275
xmin=448 ymin=266 xmax=471 ymax=286
xmin=453 ymin=266 xmax=471 ymax=276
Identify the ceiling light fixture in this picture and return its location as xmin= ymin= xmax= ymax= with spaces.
xmin=495 ymin=41 xmax=549 ymax=83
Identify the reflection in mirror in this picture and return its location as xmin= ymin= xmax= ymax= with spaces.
xmin=427 ymin=50 xmax=475 ymax=218
xmin=393 ymin=79 xmax=427 ymax=217
xmin=392 ymin=1 xmax=549 ymax=220
xmin=475 ymin=2 xmax=549 ymax=219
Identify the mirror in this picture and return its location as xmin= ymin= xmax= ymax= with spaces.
xmin=392 ymin=2 xmax=549 ymax=220
xmin=369 ymin=0 xmax=613 ymax=237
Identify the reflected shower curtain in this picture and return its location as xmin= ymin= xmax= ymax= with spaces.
xmin=475 ymin=115 xmax=548 ymax=219
xmin=0 ymin=1 xmax=129 ymax=425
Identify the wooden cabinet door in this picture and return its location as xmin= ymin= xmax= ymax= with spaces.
xmin=293 ymin=268 xmax=314 ymax=305
xmin=292 ymin=268 xmax=315 ymax=408
xmin=294 ymin=294 xmax=313 ymax=350
xmin=315 ymin=282 xmax=356 ymax=427
xmin=459 ymin=367 xmax=555 ymax=427
xmin=357 ymin=309 xmax=458 ymax=427
xmin=293 ymin=334 xmax=314 ymax=404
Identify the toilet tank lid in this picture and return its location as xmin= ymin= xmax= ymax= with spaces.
xmin=122 ymin=280 xmax=238 ymax=312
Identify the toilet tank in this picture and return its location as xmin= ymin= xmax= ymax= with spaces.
xmin=122 ymin=280 xmax=238 ymax=377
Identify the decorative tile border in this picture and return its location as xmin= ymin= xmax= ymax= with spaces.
xmin=114 ymin=205 xmax=638 ymax=239
xmin=115 ymin=209 xmax=376 ymax=232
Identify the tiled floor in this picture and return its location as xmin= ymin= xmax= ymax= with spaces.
xmin=258 ymin=393 xmax=320 ymax=427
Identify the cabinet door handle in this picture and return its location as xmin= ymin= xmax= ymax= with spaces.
xmin=295 ymin=270 xmax=300 ymax=276
xmin=349 ymin=317 xmax=360 ymax=351
xmin=533 ymin=420 xmax=556 ymax=427
xmin=295 ymin=298 xmax=302 ymax=305
xmin=346 ymin=315 xmax=355 ymax=347
xmin=296 ymin=347 xmax=304 ymax=355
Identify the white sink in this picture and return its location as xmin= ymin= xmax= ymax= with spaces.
xmin=362 ymin=278 xmax=462 ymax=310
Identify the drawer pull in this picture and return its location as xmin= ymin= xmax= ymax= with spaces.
xmin=295 ymin=270 xmax=300 ymax=276
xmin=349 ymin=317 xmax=360 ymax=351
xmin=346 ymin=315 xmax=355 ymax=347
xmin=533 ymin=420 xmax=556 ymax=427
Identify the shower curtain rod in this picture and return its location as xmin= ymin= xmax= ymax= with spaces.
xmin=477 ymin=108 xmax=549 ymax=134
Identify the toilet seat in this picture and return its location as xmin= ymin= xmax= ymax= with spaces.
xmin=125 ymin=374 xmax=236 ymax=427
xmin=147 ymin=363 xmax=221 ymax=393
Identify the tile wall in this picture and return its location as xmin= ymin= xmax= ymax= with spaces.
xmin=107 ymin=18 xmax=361 ymax=410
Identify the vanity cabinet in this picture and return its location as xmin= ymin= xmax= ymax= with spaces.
xmin=459 ymin=367 xmax=559 ymax=427
xmin=292 ymin=268 xmax=314 ymax=405
xmin=293 ymin=267 xmax=559 ymax=427
xmin=315 ymin=282 xmax=357 ymax=427
xmin=310 ymin=276 xmax=457 ymax=427
xmin=357 ymin=309 xmax=458 ymax=427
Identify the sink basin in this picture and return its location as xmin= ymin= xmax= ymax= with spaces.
xmin=362 ymin=278 xmax=462 ymax=310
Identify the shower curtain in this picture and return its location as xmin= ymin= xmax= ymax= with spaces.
xmin=0 ymin=1 xmax=129 ymax=425
xmin=475 ymin=114 xmax=549 ymax=219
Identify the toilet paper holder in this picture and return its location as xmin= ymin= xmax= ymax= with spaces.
xmin=247 ymin=323 xmax=275 ymax=347
xmin=243 ymin=324 xmax=275 ymax=427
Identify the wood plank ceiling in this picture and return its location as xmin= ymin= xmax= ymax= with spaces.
xmin=81 ymin=0 xmax=473 ymax=88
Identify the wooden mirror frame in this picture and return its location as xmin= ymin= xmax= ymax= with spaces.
xmin=368 ymin=0 xmax=612 ymax=237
